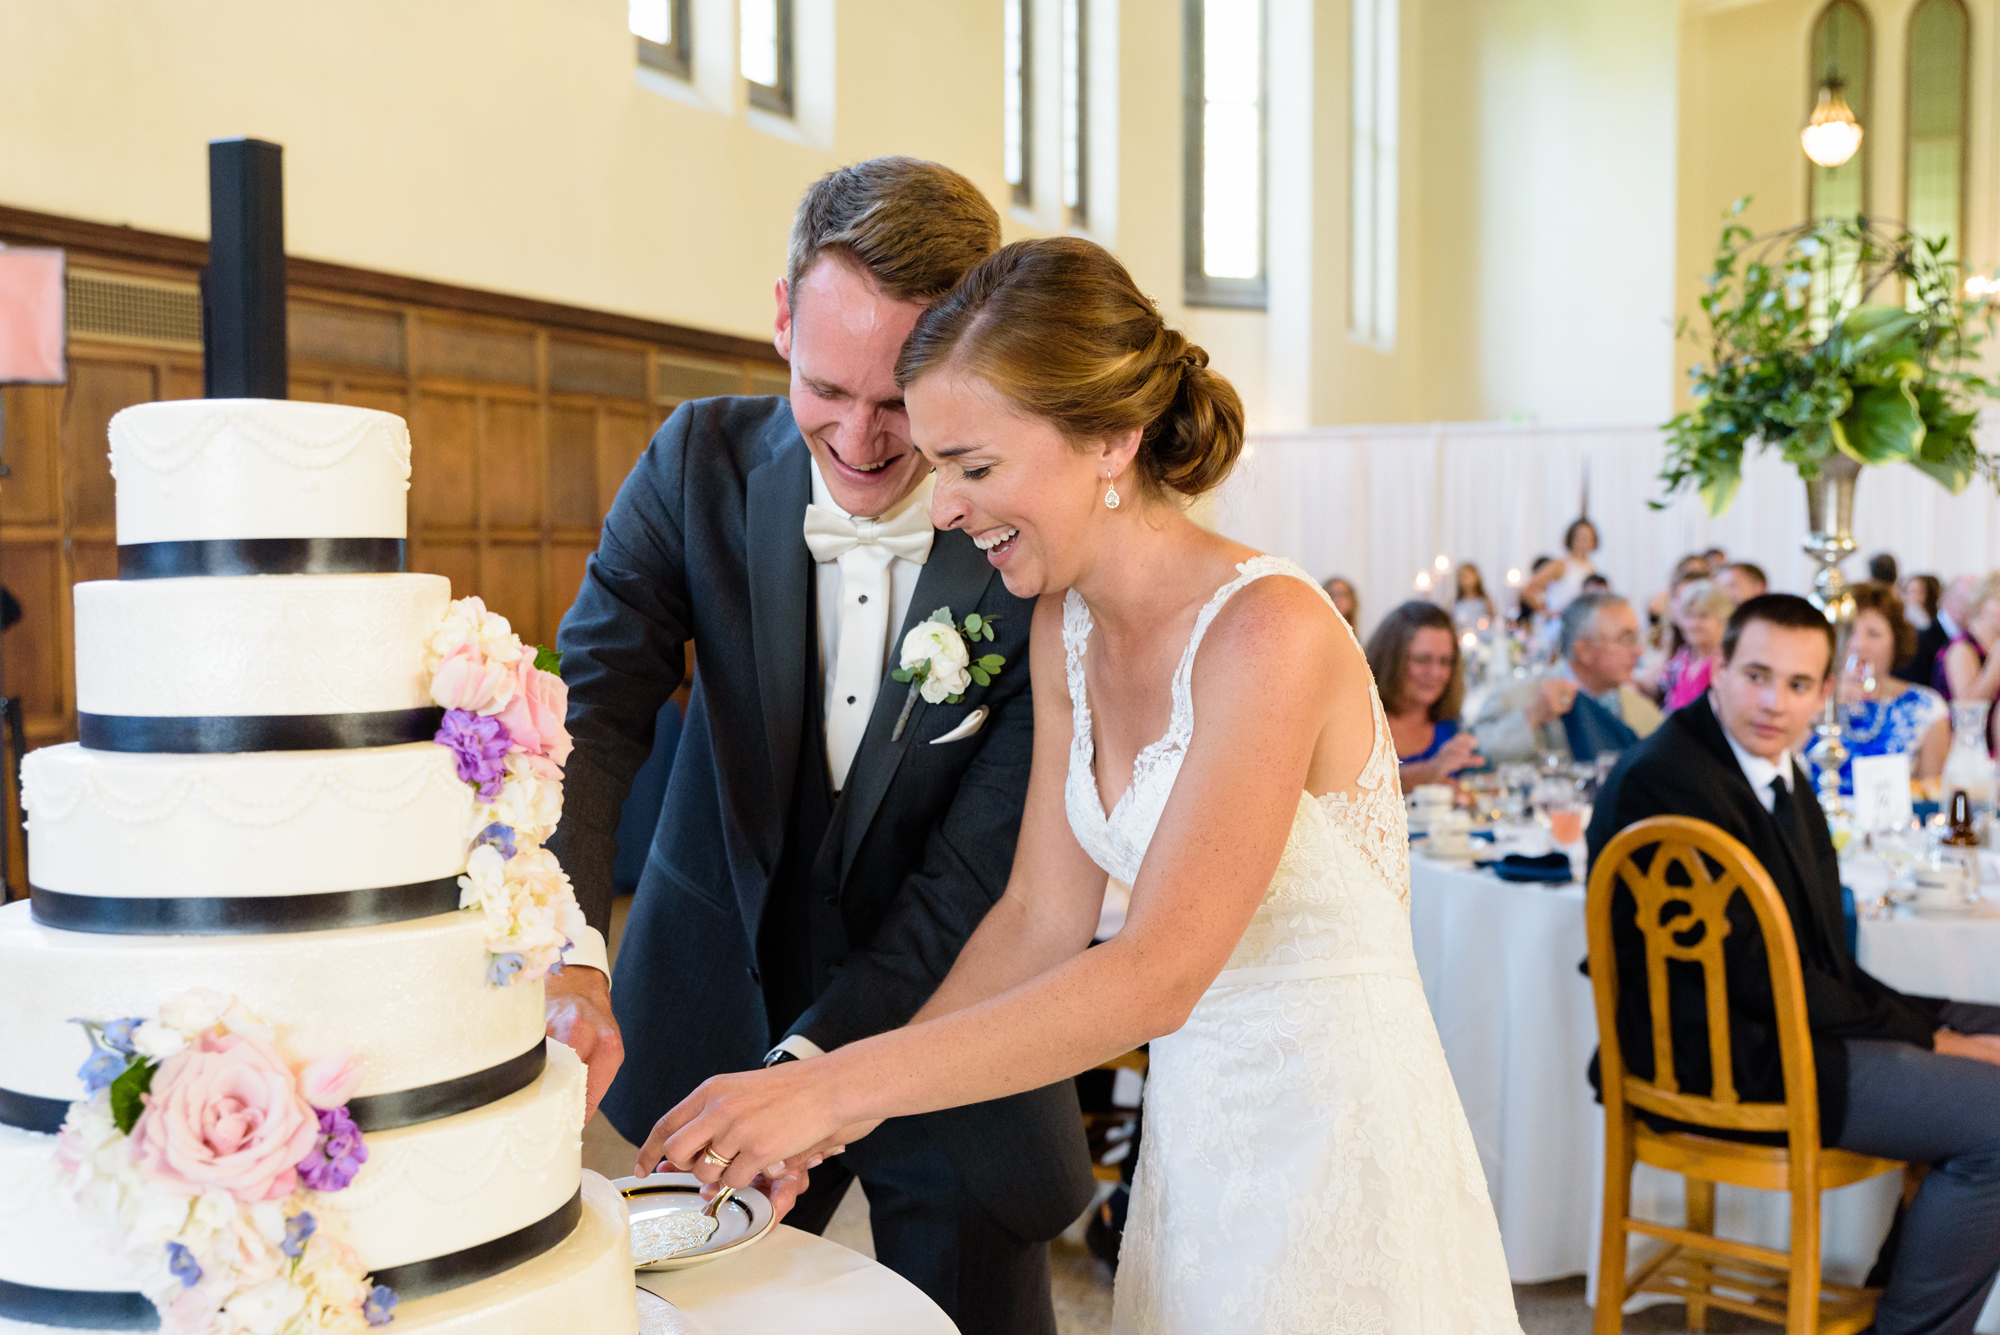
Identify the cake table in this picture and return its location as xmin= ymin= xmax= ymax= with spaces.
xmin=635 ymin=1226 xmax=958 ymax=1334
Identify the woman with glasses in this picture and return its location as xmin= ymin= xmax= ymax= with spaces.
xmin=1367 ymin=600 xmax=1484 ymax=788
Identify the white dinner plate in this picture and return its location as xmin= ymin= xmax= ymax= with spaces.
xmin=614 ymin=1172 xmax=777 ymax=1271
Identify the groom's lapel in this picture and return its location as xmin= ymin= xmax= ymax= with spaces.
xmin=745 ymin=443 xmax=814 ymax=865
xmin=835 ymin=527 xmax=997 ymax=884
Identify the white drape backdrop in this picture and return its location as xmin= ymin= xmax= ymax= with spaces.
xmin=1212 ymin=422 xmax=2000 ymax=639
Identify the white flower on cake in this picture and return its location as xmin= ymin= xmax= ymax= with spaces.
xmin=54 ymin=992 xmax=393 ymax=1333
xmin=421 ymin=595 xmax=584 ymax=987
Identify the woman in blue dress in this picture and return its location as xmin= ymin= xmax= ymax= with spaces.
xmin=1366 ymin=599 xmax=1484 ymax=788
xmin=1805 ymin=581 xmax=1950 ymax=796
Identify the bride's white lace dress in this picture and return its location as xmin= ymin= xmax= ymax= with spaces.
xmin=1065 ymin=556 xmax=1522 ymax=1335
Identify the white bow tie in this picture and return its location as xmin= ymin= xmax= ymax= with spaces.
xmin=802 ymin=501 xmax=935 ymax=565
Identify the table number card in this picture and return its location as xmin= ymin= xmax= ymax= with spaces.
xmin=1851 ymin=752 xmax=1915 ymax=832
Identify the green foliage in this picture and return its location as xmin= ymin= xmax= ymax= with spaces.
xmin=1661 ymin=201 xmax=2000 ymax=514
xmin=109 ymin=1058 xmax=156 ymax=1136
xmin=532 ymin=645 xmax=563 ymax=675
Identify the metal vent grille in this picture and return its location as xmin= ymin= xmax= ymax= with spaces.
xmin=654 ymin=353 xmax=743 ymax=404
xmin=67 ymin=269 xmax=203 ymax=351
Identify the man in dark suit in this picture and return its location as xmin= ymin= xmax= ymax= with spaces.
xmin=543 ymin=158 xmax=1092 ymax=1334
xmin=1589 ymin=593 xmax=2000 ymax=1335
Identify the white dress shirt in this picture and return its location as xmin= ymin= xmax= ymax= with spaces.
xmin=1720 ymin=715 xmax=1795 ymax=813
xmin=811 ymin=460 xmax=934 ymax=791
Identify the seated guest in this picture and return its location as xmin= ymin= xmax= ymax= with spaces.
xmin=1938 ymin=572 xmax=2000 ymax=753
xmin=1868 ymin=551 xmax=1899 ymax=585
xmin=1639 ymin=579 xmax=1733 ymax=713
xmin=1588 ymin=594 xmax=2000 ymax=1335
xmin=1804 ymin=582 xmax=1948 ymax=796
xmin=1367 ymin=600 xmax=1483 ymax=788
xmin=1716 ymin=561 xmax=1767 ymax=605
xmin=1897 ymin=572 xmax=1948 ymax=686
xmin=1322 ymin=575 xmax=1360 ymax=630
xmin=1645 ymin=552 xmax=1713 ymax=639
xmin=1581 ymin=572 xmax=1611 ymax=594
xmin=1473 ymin=592 xmax=1663 ymax=764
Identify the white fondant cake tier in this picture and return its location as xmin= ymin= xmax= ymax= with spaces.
xmin=22 ymin=742 xmax=474 ymax=898
xmin=0 ymin=1044 xmax=580 ymax=1293
xmin=0 ymin=1172 xmax=635 ymax=1335
xmin=0 ymin=901 xmax=541 ymax=1102
xmin=110 ymin=399 xmax=411 ymax=545
xmin=73 ymin=573 xmax=449 ymax=719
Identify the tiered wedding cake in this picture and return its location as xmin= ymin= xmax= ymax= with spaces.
xmin=0 ymin=400 xmax=635 ymax=1334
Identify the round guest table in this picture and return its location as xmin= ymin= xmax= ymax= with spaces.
xmin=1407 ymin=848 xmax=2000 ymax=1332
xmin=634 ymin=1225 xmax=958 ymax=1335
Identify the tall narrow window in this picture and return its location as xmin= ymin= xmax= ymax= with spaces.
xmin=742 ymin=0 xmax=794 ymax=116
xmin=1005 ymin=0 xmax=1033 ymax=207
xmin=1063 ymin=0 xmax=1089 ymax=225
xmin=1184 ymin=0 xmax=1266 ymax=308
xmin=1350 ymin=0 xmax=1398 ymax=351
xmin=1906 ymin=0 xmax=1967 ymax=264
xmin=1807 ymin=0 xmax=1871 ymax=224
xmin=630 ymin=0 xmax=690 ymax=80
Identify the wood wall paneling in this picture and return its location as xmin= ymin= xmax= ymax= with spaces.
xmin=0 ymin=209 xmax=786 ymax=897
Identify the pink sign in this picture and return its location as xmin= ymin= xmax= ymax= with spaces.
xmin=0 ymin=248 xmax=66 ymax=383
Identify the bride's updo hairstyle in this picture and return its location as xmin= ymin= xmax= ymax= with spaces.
xmin=895 ymin=237 xmax=1245 ymax=499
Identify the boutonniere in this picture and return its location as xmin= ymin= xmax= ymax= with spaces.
xmin=891 ymin=608 xmax=1006 ymax=741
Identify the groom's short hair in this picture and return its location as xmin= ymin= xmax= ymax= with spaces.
xmin=787 ymin=157 xmax=1001 ymax=309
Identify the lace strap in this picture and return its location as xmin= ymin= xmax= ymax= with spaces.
xmin=1060 ymin=588 xmax=1096 ymax=750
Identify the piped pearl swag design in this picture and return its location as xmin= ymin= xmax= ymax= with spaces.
xmin=1064 ymin=556 xmax=1522 ymax=1335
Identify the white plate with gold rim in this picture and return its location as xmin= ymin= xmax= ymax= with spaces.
xmin=615 ymin=1171 xmax=776 ymax=1271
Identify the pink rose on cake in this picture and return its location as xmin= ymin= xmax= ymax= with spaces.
xmin=429 ymin=641 xmax=517 ymax=715
xmin=130 ymin=1031 xmax=320 ymax=1202
xmin=494 ymin=655 xmax=572 ymax=769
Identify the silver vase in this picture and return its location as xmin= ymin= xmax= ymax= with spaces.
xmin=1802 ymin=453 xmax=1861 ymax=816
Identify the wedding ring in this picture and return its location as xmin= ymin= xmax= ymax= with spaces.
xmin=699 ymin=1146 xmax=735 ymax=1170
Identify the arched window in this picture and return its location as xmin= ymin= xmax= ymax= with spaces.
xmin=1906 ymin=0 xmax=1968 ymax=262
xmin=1807 ymin=0 xmax=1871 ymax=224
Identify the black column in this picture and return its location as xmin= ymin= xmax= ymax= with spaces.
xmin=203 ymin=138 xmax=287 ymax=399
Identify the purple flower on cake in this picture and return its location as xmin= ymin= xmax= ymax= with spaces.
xmin=436 ymin=709 xmax=511 ymax=800
xmin=486 ymin=952 xmax=526 ymax=985
xmin=280 ymin=1210 xmax=316 ymax=1259
xmin=298 ymin=1049 xmax=364 ymax=1111
xmin=130 ymin=1031 xmax=320 ymax=1202
xmin=100 ymin=1017 xmax=145 ymax=1054
xmin=475 ymin=822 xmax=517 ymax=859
xmin=165 ymin=1240 xmax=202 ymax=1288
xmin=364 ymin=1284 xmax=399 ymax=1326
xmin=297 ymin=1108 xmax=368 ymax=1193
xmin=78 ymin=1046 xmax=128 ymax=1093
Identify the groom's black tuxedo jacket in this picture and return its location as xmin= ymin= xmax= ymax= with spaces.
xmin=1585 ymin=694 xmax=1943 ymax=1141
xmin=549 ymin=396 xmax=1093 ymax=1242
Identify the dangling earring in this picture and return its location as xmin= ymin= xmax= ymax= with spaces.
xmin=1104 ymin=482 xmax=1121 ymax=510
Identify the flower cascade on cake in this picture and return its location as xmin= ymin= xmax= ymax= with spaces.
xmin=422 ymin=596 xmax=584 ymax=986
xmin=55 ymin=989 xmax=396 ymax=1334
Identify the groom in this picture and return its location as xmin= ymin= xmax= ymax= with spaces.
xmin=543 ymin=158 xmax=1093 ymax=1334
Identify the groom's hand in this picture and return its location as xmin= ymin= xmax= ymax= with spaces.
xmin=545 ymin=965 xmax=623 ymax=1122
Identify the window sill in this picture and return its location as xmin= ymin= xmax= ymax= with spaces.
xmin=634 ymin=66 xmax=727 ymax=117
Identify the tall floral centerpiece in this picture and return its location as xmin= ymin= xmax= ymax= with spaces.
xmin=1660 ymin=202 xmax=2000 ymax=813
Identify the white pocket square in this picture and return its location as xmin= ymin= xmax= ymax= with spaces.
xmin=928 ymin=706 xmax=989 ymax=745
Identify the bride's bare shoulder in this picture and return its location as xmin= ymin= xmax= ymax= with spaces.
xmin=1196 ymin=573 xmax=1358 ymax=694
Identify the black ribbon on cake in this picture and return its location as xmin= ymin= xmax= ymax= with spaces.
xmin=30 ymin=874 xmax=464 ymax=936
xmin=0 ymin=1180 xmax=579 ymax=1326
xmin=369 ymin=1187 xmax=583 ymax=1301
xmin=79 ymin=707 xmax=445 ymax=754
xmin=118 ymin=537 xmax=406 ymax=580
xmin=0 ymin=1042 xmax=547 ymax=1136
xmin=0 ymin=1278 xmax=157 ymax=1330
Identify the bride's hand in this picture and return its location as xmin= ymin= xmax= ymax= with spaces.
xmin=634 ymin=1063 xmax=869 ymax=1192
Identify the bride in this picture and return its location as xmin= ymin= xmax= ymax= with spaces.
xmin=639 ymin=237 xmax=1522 ymax=1333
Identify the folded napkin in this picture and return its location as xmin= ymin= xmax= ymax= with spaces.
xmin=1476 ymin=851 xmax=1573 ymax=884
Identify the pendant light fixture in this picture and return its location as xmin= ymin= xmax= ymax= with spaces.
xmin=1801 ymin=79 xmax=1864 ymax=168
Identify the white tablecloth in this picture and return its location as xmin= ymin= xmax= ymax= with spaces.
xmin=635 ymin=1226 xmax=957 ymax=1335
xmin=1858 ymin=908 xmax=2000 ymax=1005
xmin=1407 ymin=851 xmax=2000 ymax=1330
